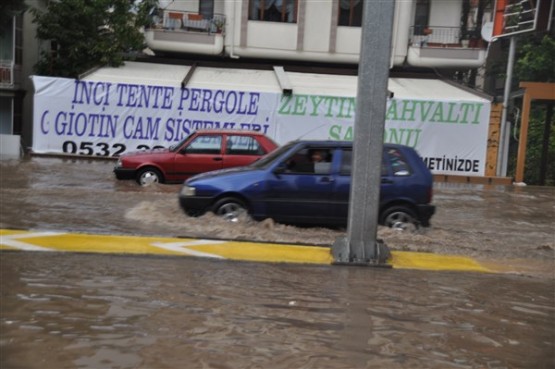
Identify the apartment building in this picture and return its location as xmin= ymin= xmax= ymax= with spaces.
xmin=1 ymin=12 xmax=24 ymax=156
xmin=1 ymin=2 xmax=44 ymax=157
xmin=3 ymin=0 xmax=494 ymax=158
xmin=144 ymin=0 xmax=490 ymax=68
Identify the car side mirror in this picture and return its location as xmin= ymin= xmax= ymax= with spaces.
xmin=273 ymin=163 xmax=287 ymax=175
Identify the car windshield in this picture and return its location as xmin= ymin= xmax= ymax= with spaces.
xmin=169 ymin=133 xmax=192 ymax=152
xmin=249 ymin=141 xmax=296 ymax=169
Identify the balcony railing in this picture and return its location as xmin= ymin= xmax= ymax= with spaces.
xmin=147 ymin=10 xmax=226 ymax=35
xmin=409 ymin=26 xmax=486 ymax=49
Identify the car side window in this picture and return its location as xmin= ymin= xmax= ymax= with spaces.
xmin=226 ymin=135 xmax=264 ymax=155
xmin=284 ymin=148 xmax=333 ymax=174
xmin=386 ymin=148 xmax=412 ymax=176
xmin=339 ymin=150 xmax=352 ymax=176
xmin=184 ymin=135 xmax=222 ymax=154
xmin=340 ymin=149 xmax=388 ymax=176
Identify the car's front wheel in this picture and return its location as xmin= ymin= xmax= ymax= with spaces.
xmin=381 ymin=205 xmax=418 ymax=231
xmin=212 ymin=197 xmax=247 ymax=222
xmin=136 ymin=167 xmax=162 ymax=186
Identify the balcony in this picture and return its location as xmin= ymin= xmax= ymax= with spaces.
xmin=407 ymin=26 xmax=488 ymax=68
xmin=144 ymin=10 xmax=226 ymax=56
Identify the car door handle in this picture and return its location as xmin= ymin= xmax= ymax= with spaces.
xmin=321 ymin=177 xmax=335 ymax=183
xmin=381 ymin=178 xmax=393 ymax=184
xmin=212 ymin=157 xmax=223 ymax=161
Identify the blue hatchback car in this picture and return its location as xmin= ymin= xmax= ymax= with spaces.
xmin=179 ymin=140 xmax=435 ymax=229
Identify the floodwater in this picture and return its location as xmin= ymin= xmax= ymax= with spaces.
xmin=1 ymin=156 xmax=554 ymax=369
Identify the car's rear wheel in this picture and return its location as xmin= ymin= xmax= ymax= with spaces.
xmin=136 ymin=167 xmax=162 ymax=186
xmin=212 ymin=197 xmax=247 ymax=222
xmin=381 ymin=205 xmax=418 ymax=231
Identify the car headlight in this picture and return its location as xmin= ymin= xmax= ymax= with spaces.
xmin=116 ymin=158 xmax=122 ymax=167
xmin=180 ymin=186 xmax=196 ymax=197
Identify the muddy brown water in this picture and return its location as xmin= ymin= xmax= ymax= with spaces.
xmin=1 ymin=156 xmax=554 ymax=369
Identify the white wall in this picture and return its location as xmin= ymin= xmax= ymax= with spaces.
xmin=334 ymin=27 xmax=362 ymax=55
xmin=162 ymin=1 xmax=226 ymax=15
xmin=234 ymin=1 xmax=365 ymax=62
xmin=303 ymin=2 xmax=332 ymax=53
xmin=391 ymin=1 xmax=414 ymax=67
xmin=160 ymin=0 xmax=198 ymax=12
xmin=247 ymin=22 xmax=298 ymax=50
xmin=0 ymin=134 xmax=21 ymax=158
xmin=160 ymin=0 xmax=227 ymax=14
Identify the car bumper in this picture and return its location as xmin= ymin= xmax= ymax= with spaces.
xmin=113 ymin=167 xmax=136 ymax=180
xmin=179 ymin=196 xmax=214 ymax=216
xmin=417 ymin=204 xmax=436 ymax=227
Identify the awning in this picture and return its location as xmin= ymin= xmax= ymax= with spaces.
xmin=84 ymin=61 xmax=490 ymax=102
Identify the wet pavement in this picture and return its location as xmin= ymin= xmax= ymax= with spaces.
xmin=1 ymin=156 xmax=554 ymax=368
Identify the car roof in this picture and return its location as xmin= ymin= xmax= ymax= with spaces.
xmin=290 ymin=140 xmax=409 ymax=150
xmin=192 ymin=133 xmax=410 ymax=150
xmin=194 ymin=129 xmax=268 ymax=136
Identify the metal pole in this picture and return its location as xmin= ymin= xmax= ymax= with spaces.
xmin=497 ymin=36 xmax=516 ymax=177
xmin=332 ymin=1 xmax=394 ymax=266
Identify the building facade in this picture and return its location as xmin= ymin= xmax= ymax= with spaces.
xmin=1 ymin=2 xmax=44 ymax=155
xmin=144 ymin=0 xmax=490 ymax=68
xmin=4 ymin=0 xmax=494 ymax=157
xmin=1 ymin=14 xmax=23 ymax=138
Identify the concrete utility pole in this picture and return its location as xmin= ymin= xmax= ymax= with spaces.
xmin=332 ymin=1 xmax=394 ymax=266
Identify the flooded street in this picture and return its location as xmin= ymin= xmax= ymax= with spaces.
xmin=1 ymin=156 xmax=554 ymax=368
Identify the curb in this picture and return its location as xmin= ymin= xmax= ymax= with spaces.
xmin=0 ymin=229 xmax=491 ymax=273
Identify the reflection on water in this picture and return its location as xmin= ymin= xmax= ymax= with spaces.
xmin=1 ymin=252 xmax=553 ymax=369
xmin=1 ymin=157 xmax=554 ymax=368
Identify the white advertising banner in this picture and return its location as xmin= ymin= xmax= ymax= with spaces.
xmin=32 ymin=76 xmax=491 ymax=176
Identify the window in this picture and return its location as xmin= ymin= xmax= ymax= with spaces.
xmin=14 ymin=15 xmax=22 ymax=65
xmin=226 ymin=135 xmax=264 ymax=156
xmin=340 ymin=149 xmax=388 ymax=176
xmin=0 ymin=17 xmax=14 ymax=62
xmin=386 ymin=148 xmax=412 ymax=176
xmin=284 ymin=147 xmax=332 ymax=174
xmin=339 ymin=149 xmax=352 ymax=175
xmin=249 ymin=0 xmax=298 ymax=23
xmin=338 ymin=0 xmax=363 ymax=27
xmin=185 ymin=135 xmax=222 ymax=154
xmin=199 ymin=0 xmax=215 ymax=19
xmin=413 ymin=0 xmax=430 ymax=35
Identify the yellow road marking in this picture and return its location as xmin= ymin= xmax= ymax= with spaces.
xmin=191 ymin=241 xmax=333 ymax=264
xmin=390 ymin=251 xmax=491 ymax=272
xmin=0 ymin=229 xmax=491 ymax=272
